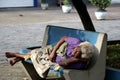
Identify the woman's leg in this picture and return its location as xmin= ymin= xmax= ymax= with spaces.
xmin=10 ymin=57 xmax=23 ymax=66
xmin=5 ymin=52 xmax=19 ymax=58
xmin=5 ymin=52 xmax=30 ymax=58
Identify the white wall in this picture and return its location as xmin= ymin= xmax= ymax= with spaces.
xmin=0 ymin=0 xmax=33 ymax=8
xmin=111 ymin=0 xmax=120 ymax=3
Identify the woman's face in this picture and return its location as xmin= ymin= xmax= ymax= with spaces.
xmin=71 ymin=46 xmax=82 ymax=58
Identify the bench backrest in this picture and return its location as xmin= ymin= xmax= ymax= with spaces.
xmin=42 ymin=25 xmax=99 ymax=46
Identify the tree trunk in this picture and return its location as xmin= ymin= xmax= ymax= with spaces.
xmin=71 ymin=0 xmax=96 ymax=31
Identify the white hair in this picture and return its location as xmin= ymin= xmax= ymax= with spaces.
xmin=79 ymin=41 xmax=93 ymax=59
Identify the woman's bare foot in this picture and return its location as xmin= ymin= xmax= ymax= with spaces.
xmin=10 ymin=59 xmax=16 ymax=66
xmin=9 ymin=57 xmax=23 ymax=66
xmin=5 ymin=52 xmax=19 ymax=58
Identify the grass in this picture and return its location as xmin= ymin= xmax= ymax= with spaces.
xmin=106 ymin=43 xmax=120 ymax=69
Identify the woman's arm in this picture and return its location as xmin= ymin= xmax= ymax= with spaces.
xmin=49 ymin=36 xmax=68 ymax=62
xmin=58 ymin=58 xmax=79 ymax=68
xmin=58 ymin=57 xmax=89 ymax=68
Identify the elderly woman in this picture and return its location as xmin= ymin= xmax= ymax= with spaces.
xmin=5 ymin=36 xmax=93 ymax=69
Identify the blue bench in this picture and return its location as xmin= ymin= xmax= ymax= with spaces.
xmin=20 ymin=25 xmax=107 ymax=80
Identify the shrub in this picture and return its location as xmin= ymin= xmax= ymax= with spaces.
xmin=106 ymin=43 xmax=120 ymax=69
xmin=89 ymin=0 xmax=111 ymax=10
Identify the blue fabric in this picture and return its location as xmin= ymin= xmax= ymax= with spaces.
xmin=19 ymin=49 xmax=30 ymax=54
xmin=49 ymin=66 xmax=64 ymax=77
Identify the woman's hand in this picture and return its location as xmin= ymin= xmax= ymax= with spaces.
xmin=49 ymin=54 xmax=56 ymax=62
xmin=58 ymin=60 xmax=68 ymax=68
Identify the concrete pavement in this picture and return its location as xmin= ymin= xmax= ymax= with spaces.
xmin=0 ymin=4 xmax=120 ymax=80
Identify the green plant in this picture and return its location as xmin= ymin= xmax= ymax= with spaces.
xmin=106 ymin=43 xmax=120 ymax=69
xmin=63 ymin=0 xmax=71 ymax=6
xmin=41 ymin=0 xmax=47 ymax=3
xmin=89 ymin=0 xmax=111 ymax=10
